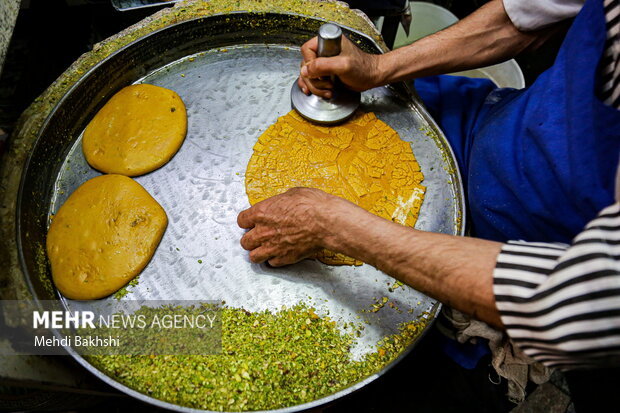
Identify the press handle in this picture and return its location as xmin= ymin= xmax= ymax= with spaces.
xmin=290 ymin=22 xmax=360 ymax=123
xmin=317 ymin=23 xmax=342 ymax=58
xmin=316 ymin=23 xmax=343 ymax=88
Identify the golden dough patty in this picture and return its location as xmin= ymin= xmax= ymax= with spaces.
xmin=82 ymin=84 xmax=187 ymax=176
xmin=46 ymin=174 xmax=168 ymax=300
xmin=245 ymin=110 xmax=425 ymax=265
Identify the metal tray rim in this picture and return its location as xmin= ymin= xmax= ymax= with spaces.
xmin=15 ymin=11 xmax=462 ymax=413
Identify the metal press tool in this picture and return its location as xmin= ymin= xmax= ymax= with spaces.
xmin=291 ymin=23 xmax=361 ymax=125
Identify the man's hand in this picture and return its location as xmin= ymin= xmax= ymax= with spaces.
xmin=297 ymin=35 xmax=383 ymax=99
xmin=297 ymin=0 xmax=555 ymax=97
xmin=237 ymin=188 xmax=338 ymax=267
xmin=237 ymin=186 xmax=504 ymax=328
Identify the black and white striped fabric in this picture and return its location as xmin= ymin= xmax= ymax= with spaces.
xmin=493 ymin=1 xmax=620 ymax=370
xmin=494 ymin=204 xmax=620 ymax=370
xmin=602 ymin=0 xmax=620 ymax=107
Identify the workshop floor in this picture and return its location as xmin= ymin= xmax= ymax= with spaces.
xmin=0 ymin=1 xmax=575 ymax=412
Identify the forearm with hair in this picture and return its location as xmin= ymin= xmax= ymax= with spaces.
xmin=320 ymin=200 xmax=505 ymax=328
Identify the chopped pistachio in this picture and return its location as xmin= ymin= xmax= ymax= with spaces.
xmin=87 ymin=303 xmax=429 ymax=411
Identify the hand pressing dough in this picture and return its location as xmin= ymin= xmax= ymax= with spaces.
xmin=46 ymin=174 xmax=167 ymax=300
xmin=82 ymin=84 xmax=187 ymax=176
xmin=245 ymin=110 xmax=425 ymax=266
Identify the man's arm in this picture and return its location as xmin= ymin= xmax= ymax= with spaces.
xmin=299 ymin=0 xmax=558 ymax=98
xmin=319 ymin=195 xmax=505 ymax=328
xmin=237 ymin=189 xmax=620 ymax=368
xmin=237 ymin=188 xmax=505 ymax=328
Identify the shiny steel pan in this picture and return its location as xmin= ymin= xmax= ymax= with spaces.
xmin=15 ymin=9 xmax=465 ymax=412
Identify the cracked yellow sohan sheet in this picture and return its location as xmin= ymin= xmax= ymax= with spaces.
xmin=245 ymin=110 xmax=425 ymax=265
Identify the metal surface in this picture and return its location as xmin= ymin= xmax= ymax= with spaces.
xmin=317 ymin=23 xmax=342 ymax=57
xmin=16 ymin=11 xmax=464 ymax=413
xmin=110 ymin=0 xmax=178 ymax=12
xmin=291 ymin=23 xmax=360 ymax=125
xmin=290 ymin=83 xmax=361 ymax=125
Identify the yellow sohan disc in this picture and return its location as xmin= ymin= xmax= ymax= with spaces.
xmin=82 ymin=83 xmax=187 ymax=176
xmin=245 ymin=110 xmax=426 ymax=265
xmin=46 ymin=174 xmax=168 ymax=300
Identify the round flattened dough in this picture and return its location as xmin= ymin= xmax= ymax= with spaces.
xmin=46 ymin=174 xmax=168 ymax=300
xmin=245 ymin=110 xmax=425 ymax=266
xmin=82 ymin=84 xmax=187 ymax=176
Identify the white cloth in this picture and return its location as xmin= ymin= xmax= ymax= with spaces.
xmin=503 ymin=0 xmax=585 ymax=30
xmin=440 ymin=308 xmax=551 ymax=403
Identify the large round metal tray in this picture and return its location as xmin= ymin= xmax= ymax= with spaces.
xmin=16 ymin=10 xmax=464 ymax=413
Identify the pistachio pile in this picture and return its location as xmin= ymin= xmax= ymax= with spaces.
xmin=88 ymin=303 xmax=429 ymax=411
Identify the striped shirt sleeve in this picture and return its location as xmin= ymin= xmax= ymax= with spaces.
xmin=601 ymin=0 xmax=620 ymax=107
xmin=493 ymin=202 xmax=620 ymax=370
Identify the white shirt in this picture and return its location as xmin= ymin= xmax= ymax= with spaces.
xmin=503 ymin=0 xmax=585 ymax=30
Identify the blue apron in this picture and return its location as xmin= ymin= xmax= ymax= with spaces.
xmin=414 ymin=0 xmax=620 ymax=367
